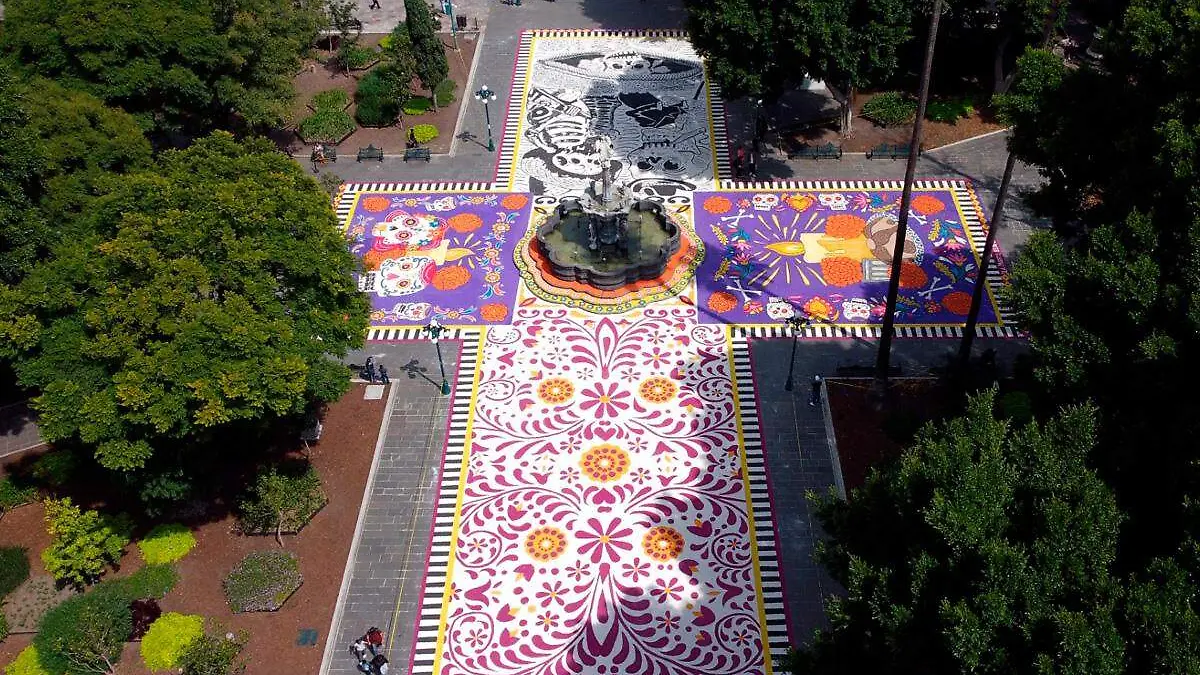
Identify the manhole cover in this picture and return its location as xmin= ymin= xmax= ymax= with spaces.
xmin=364 ymin=384 xmax=385 ymax=400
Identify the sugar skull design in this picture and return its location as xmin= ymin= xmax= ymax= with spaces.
xmin=752 ymin=193 xmax=781 ymax=211
xmin=841 ymin=298 xmax=872 ymax=320
xmin=371 ymin=211 xmax=445 ymax=255
xmin=765 ymin=297 xmax=797 ymax=320
xmin=817 ymin=193 xmax=849 ymax=211
xmin=423 ymin=196 xmax=457 ymax=212
xmin=377 ymin=257 xmax=435 ymax=297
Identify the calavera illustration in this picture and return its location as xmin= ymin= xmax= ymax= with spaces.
xmin=372 ymin=211 xmax=445 ymax=252
xmin=841 ymin=298 xmax=872 ymax=320
xmin=395 ymin=302 xmax=432 ymax=320
xmin=766 ymin=297 xmax=797 ymax=320
xmin=424 ymin=196 xmax=457 ymax=212
xmin=377 ymin=257 xmax=435 ymax=296
xmin=818 ymin=193 xmax=849 ymax=211
xmin=751 ymin=193 xmax=780 ymax=211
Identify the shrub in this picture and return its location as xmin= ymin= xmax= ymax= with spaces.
xmin=861 ymin=91 xmax=917 ymax=127
xmin=179 ymin=630 xmax=248 ymax=675
xmin=337 ymin=43 xmax=376 ymax=70
xmin=129 ymin=599 xmax=162 ymax=640
xmin=925 ymin=97 xmax=975 ymax=123
xmin=223 ymin=550 xmax=302 ymax=612
xmin=411 ymin=124 xmax=439 ymax=144
xmin=138 ymin=524 xmax=197 ymax=564
xmin=4 ymin=646 xmax=49 ymax=675
xmin=310 ymin=89 xmax=350 ymax=111
xmin=134 ymin=469 xmax=193 ymax=518
xmin=141 ymin=613 xmax=205 ymax=672
xmin=0 ymin=477 xmax=38 ymax=513
xmin=319 ymin=172 xmax=344 ymax=197
xmin=355 ymin=70 xmax=400 ymax=127
xmin=0 ymin=546 xmax=30 ymax=598
xmin=30 ymin=451 xmax=76 ymax=488
xmin=434 ymin=78 xmax=456 ymax=107
xmin=0 ymin=612 xmax=7 ymax=642
xmin=402 ymin=96 xmax=432 ymax=115
xmin=34 ymin=589 xmax=132 ymax=675
xmin=238 ymin=464 xmax=326 ymax=539
xmin=999 ymin=390 xmax=1035 ymax=426
xmin=297 ymin=109 xmax=356 ymax=144
xmin=41 ymin=498 xmax=131 ymax=588
xmin=100 ymin=564 xmax=179 ymax=601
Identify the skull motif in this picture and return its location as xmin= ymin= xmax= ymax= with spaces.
xmin=424 ymin=196 xmax=457 ymax=212
xmin=396 ymin=302 xmax=432 ymax=321
xmin=377 ymin=257 xmax=435 ymax=297
xmin=751 ymin=193 xmax=780 ymax=211
xmin=841 ymin=298 xmax=872 ymax=321
xmin=817 ymin=193 xmax=849 ymax=211
xmin=765 ymin=297 xmax=797 ymax=320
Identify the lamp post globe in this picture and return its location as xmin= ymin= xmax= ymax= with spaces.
xmin=474 ymin=85 xmax=499 ymax=152
xmin=423 ymin=318 xmax=451 ymax=395
xmin=783 ymin=314 xmax=805 ymax=391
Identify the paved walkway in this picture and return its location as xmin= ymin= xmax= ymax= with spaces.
xmin=0 ymin=402 xmax=44 ymax=460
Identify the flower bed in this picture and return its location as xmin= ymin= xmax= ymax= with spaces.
xmin=223 ymin=550 xmax=302 ymax=613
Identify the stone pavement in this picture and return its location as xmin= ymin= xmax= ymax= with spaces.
xmin=349 ymin=0 xmax=492 ymax=34
xmin=322 ymin=341 xmax=462 ymax=675
xmin=750 ymin=335 xmax=1028 ymax=645
xmin=0 ymin=402 xmax=44 ymax=460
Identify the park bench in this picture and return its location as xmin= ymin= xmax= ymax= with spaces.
xmin=790 ymin=142 xmax=843 ymax=160
xmin=357 ymin=145 xmax=384 ymax=162
xmin=403 ymin=147 xmax=432 ymax=162
xmin=867 ymin=143 xmax=919 ymax=160
xmin=310 ymin=146 xmax=336 ymax=164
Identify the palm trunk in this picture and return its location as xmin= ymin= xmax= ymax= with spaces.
xmin=958 ymin=150 xmax=1015 ymax=366
xmin=993 ymin=33 xmax=1013 ymax=94
xmin=876 ymin=0 xmax=944 ymax=390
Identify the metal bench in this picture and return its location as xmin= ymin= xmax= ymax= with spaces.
xmin=403 ymin=147 xmax=431 ymax=162
xmin=310 ymin=146 xmax=336 ymax=164
xmin=356 ymin=145 xmax=384 ymax=162
xmin=867 ymin=143 xmax=918 ymax=160
xmin=790 ymin=142 xmax=843 ymax=160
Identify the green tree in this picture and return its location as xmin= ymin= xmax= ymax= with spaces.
xmin=34 ymin=589 xmax=132 ymax=675
xmin=798 ymin=391 xmax=1126 ymax=674
xmin=1 ymin=0 xmax=323 ymax=135
xmin=404 ymin=0 xmax=449 ymax=110
xmin=380 ymin=22 xmax=417 ymax=125
xmin=41 ymin=498 xmax=131 ymax=588
xmin=0 ymin=64 xmax=47 ymax=285
xmin=0 ymin=133 xmax=369 ymax=473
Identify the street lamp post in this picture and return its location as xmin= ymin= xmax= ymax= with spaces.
xmin=783 ymin=314 xmax=807 ymax=391
xmin=474 ymin=85 xmax=498 ymax=152
xmin=442 ymin=0 xmax=458 ymax=51
xmin=423 ymin=318 xmax=451 ymax=396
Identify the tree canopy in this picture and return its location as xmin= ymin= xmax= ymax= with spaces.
xmin=798 ymin=391 xmax=1126 ymax=674
xmin=1 ymin=0 xmax=324 ymax=135
xmin=404 ymin=0 xmax=449 ymax=105
xmin=0 ymin=132 xmax=369 ymax=472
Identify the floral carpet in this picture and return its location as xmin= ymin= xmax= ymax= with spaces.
xmin=437 ymin=308 xmax=773 ymax=675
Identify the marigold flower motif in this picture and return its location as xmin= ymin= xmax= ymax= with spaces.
xmin=524 ymin=526 xmax=568 ymax=562
xmin=579 ymin=444 xmax=630 ymax=483
xmin=537 ymin=377 xmax=574 ymax=405
xmin=642 ymin=526 xmax=685 ymax=562
xmin=638 ymin=377 xmax=678 ymax=404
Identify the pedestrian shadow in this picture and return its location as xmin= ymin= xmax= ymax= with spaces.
xmin=455 ymin=130 xmax=488 ymax=151
xmin=400 ymin=358 xmax=439 ymax=387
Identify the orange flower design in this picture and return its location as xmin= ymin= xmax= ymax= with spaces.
xmin=702 ymin=196 xmax=733 ymax=214
xmin=707 ymin=291 xmax=738 ymax=314
xmin=941 ymin=291 xmax=972 ymax=315
xmin=785 ymin=194 xmax=814 ymax=212
xmin=501 ymin=194 xmax=529 ymax=210
xmin=824 ymin=214 xmax=867 ymax=239
xmin=820 ymin=257 xmax=863 ymax=287
xmin=362 ymin=196 xmax=391 ymax=212
xmin=638 ymin=377 xmax=677 ymax=404
xmin=480 ymin=303 xmax=509 ymax=322
xmin=898 ymin=262 xmax=928 ymax=289
xmin=911 ymin=195 xmax=945 ymax=215
xmin=537 ymin=378 xmax=574 ymax=405
xmin=579 ymin=444 xmax=630 ymax=483
xmin=432 ymin=265 xmax=470 ymax=291
xmin=803 ymin=296 xmax=837 ymax=321
xmin=524 ymin=526 xmax=567 ymax=562
xmin=447 ymin=213 xmax=484 ymax=233
xmin=642 ymin=526 xmax=684 ymax=562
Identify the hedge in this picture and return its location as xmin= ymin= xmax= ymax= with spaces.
xmin=137 ymin=524 xmax=197 ymax=564
xmin=223 ymin=550 xmax=302 ymax=613
xmin=434 ymin=78 xmax=456 ymax=107
xmin=861 ymin=92 xmax=917 ymax=127
xmin=297 ymin=109 xmax=356 ymax=144
xmin=141 ymin=613 xmax=205 ymax=672
xmin=402 ymin=96 xmax=432 ymax=116
xmin=354 ymin=70 xmax=399 ymax=127
xmin=34 ymin=589 xmax=132 ymax=675
xmin=100 ymin=564 xmax=179 ymax=601
xmin=0 ymin=546 xmax=30 ymax=598
xmin=338 ymin=44 xmax=376 ymax=70
xmin=925 ymin=97 xmax=975 ymax=123
xmin=411 ymin=124 xmax=439 ymax=144
xmin=310 ymin=89 xmax=350 ymax=112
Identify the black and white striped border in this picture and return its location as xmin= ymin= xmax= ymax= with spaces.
xmin=732 ymin=323 xmax=1014 ymax=339
xmin=366 ymin=326 xmax=477 ymax=342
xmin=495 ymin=33 xmax=533 ymax=190
xmin=952 ymin=183 xmax=1017 ymax=329
xmin=337 ymin=183 xmax=498 ymax=228
xmin=523 ymin=29 xmax=690 ymax=38
xmin=708 ymin=78 xmax=732 ymax=183
xmin=718 ymin=179 xmax=963 ymax=190
xmin=729 ymin=334 xmax=791 ymax=662
xmin=409 ymin=332 xmax=481 ymax=675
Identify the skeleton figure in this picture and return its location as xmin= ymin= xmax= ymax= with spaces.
xmin=817 ymin=193 xmax=849 ymax=211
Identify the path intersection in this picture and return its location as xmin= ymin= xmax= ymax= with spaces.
xmin=325 ymin=27 xmax=1027 ymax=675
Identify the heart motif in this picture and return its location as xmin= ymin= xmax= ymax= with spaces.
xmin=593 ymin=426 xmax=616 ymax=441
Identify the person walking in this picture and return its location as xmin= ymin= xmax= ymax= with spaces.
xmin=364 ymin=357 xmax=376 ymax=384
xmin=368 ymin=0 xmax=382 ymax=9
xmin=809 ymin=375 xmax=823 ymax=407
xmin=747 ymin=149 xmax=757 ymax=179
xmin=734 ymin=146 xmax=746 ymax=179
xmin=378 ymin=364 xmax=390 ymax=384
xmin=370 ymin=653 xmax=390 ymax=674
xmin=365 ymin=627 xmax=385 ymax=655
xmin=350 ymin=639 xmax=371 ymax=672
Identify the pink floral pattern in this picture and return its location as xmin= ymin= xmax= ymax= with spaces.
xmin=440 ymin=308 xmax=769 ymax=675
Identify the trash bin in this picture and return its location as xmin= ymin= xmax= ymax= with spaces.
xmin=456 ymin=14 xmax=467 ymax=29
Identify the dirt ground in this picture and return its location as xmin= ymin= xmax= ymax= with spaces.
xmin=783 ymin=91 xmax=1005 ymax=154
xmin=0 ymin=383 xmax=390 ymax=675
xmin=286 ymin=35 xmax=477 ymax=158
xmin=826 ymin=378 xmax=959 ymax=494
